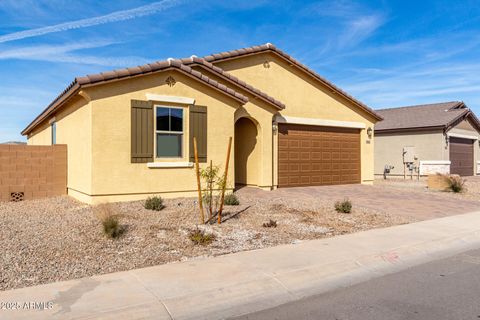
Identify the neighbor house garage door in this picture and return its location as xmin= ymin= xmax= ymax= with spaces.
xmin=450 ymin=137 xmax=474 ymax=176
xmin=278 ymin=124 xmax=361 ymax=187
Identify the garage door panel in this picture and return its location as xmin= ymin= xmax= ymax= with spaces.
xmin=278 ymin=124 xmax=361 ymax=187
xmin=311 ymin=152 xmax=321 ymax=160
xmin=450 ymin=137 xmax=474 ymax=176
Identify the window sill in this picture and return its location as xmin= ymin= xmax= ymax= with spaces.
xmin=147 ymin=162 xmax=193 ymax=168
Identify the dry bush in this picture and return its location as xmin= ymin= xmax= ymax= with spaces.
xmin=189 ymin=228 xmax=216 ymax=245
xmin=334 ymin=198 xmax=352 ymax=213
xmin=224 ymin=193 xmax=240 ymax=206
xmin=94 ymin=203 xmax=124 ymax=239
xmin=446 ymin=175 xmax=466 ymax=193
xmin=144 ymin=196 xmax=164 ymax=211
xmin=262 ymin=219 xmax=277 ymax=228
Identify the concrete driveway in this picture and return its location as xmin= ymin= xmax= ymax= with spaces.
xmin=237 ymin=183 xmax=480 ymax=221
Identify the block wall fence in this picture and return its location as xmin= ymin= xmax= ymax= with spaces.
xmin=0 ymin=145 xmax=67 ymax=202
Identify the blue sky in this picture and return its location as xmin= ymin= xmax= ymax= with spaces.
xmin=1 ymin=0 xmax=480 ymax=142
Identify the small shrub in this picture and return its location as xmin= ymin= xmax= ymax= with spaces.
xmin=447 ymin=175 xmax=465 ymax=193
xmin=189 ymin=228 xmax=216 ymax=245
xmin=102 ymin=215 xmax=122 ymax=238
xmin=263 ymin=219 xmax=277 ymax=228
xmin=224 ymin=193 xmax=240 ymax=206
xmin=334 ymin=198 xmax=352 ymax=213
xmin=144 ymin=196 xmax=164 ymax=211
xmin=94 ymin=204 xmax=123 ymax=239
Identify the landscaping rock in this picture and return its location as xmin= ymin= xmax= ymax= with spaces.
xmin=0 ymin=193 xmax=412 ymax=291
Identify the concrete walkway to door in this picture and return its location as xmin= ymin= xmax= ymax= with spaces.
xmin=237 ymin=183 xmax=480 ymax=221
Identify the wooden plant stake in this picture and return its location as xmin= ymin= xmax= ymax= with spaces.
xmin=209 ymin=160 xmax=213 ymax=218
xmin=218 ymin=137 xmax=233 ymax=224
xmin=193 ymin=137 xmax=204 ymax=224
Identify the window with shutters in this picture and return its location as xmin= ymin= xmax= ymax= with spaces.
xmin=155 ymin=106 xmax=184 ymax=158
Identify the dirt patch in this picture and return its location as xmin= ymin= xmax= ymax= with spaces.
xmin=375 ymin=177 xmax=480 ymax=201
xmin=0 ymin=193 xmax=413 ymax=291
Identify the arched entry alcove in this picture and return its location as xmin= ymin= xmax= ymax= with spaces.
xmin=234 ymin=117 xmax=260 ymax=187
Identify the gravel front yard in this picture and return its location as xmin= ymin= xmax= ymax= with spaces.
xmin=1 ymin=192 xmax=412 ymax=291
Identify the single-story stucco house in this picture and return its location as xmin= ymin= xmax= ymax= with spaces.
xmin=22 ymin=43 xmax=382 ymax=204
xmin=374 ymin=101 xmax=480 ymax=177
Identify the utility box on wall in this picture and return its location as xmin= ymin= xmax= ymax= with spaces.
xmin=403 ymin=146 xmax=416 ymax=163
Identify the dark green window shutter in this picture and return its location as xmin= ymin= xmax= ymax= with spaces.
xmin=189 ymin=105 xmax=207 ymax=163
xmin=131 ymin=100 xmax=154 ymax=163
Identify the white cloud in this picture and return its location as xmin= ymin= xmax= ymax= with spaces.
xmin=0 ymin=41 xmax=151 ymax=66
xmin=340 ymin=60 xmax=480 ymax=108
xmin=0 ymin=0 xmax=184 ymax=43
xmin=311 ymin=0 xmax=362 ymax=18
xmin=337 ymin=14 xmax=385 ymax=48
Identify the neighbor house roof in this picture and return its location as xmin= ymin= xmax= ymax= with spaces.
xmin=375 ymin=101 xmax=480 ymax=133
xmin=203 ymin=43 xmax=383 ymax=121
xmin=22 ymin=60 xmax=248 ymax=136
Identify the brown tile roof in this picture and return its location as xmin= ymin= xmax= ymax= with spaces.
xmin=22 ymin=60 xmax=248 ymax=135
xmin=22 ymin=43 xmax=381 ymax=136
xmin=75 ymin=59 xmax=248 ymax=103
xmin=375 ymin=101 xmax=480 ymax=132
xmin=177 ymin=56 xmax=285 ymax=109
xmin=203 ymin=43 xmax=383 ymax=121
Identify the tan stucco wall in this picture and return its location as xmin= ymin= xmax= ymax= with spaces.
xmin=27 ymin=97 xmax=92 ymax=196
xmin=215 ymin=52 xmax=377 ymax=184
xmin=82 ymin=71 xmax=241 ymax=204
xmin=27 ymin=122 xmax=51 ymax=146
xmin=374 ymin=130 xmax=445 ymax=176
xmin=191 ymin=66 xmax=278 ymax=189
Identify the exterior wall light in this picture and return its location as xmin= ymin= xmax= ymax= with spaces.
xmin=272 ymin=123 xmax=278 ymax=133
xmin=367 ymin=127 xmax=373 ymax=138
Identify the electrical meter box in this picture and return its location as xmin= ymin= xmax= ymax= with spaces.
xmin=403 ymin=146 xmax=416 ymax=163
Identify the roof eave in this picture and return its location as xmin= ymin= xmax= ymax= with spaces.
xmin=205 ymin=44 xmax=383 ymax=122
xmin=21 ymin=82 xmax=81 ymax=136
xmin=22 ymin=64 xmax=248 ymax=136
xmin=445 ymin=109 xmax=480 ymax=133
xmin=375 ymin=125 xmax=446 ymax=134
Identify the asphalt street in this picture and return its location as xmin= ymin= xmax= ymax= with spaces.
xmin=232 ymin=248 xmax=480 ymax=320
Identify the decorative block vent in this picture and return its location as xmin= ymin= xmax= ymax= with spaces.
xmin=10 ymin=192 xmax=24 ymax=202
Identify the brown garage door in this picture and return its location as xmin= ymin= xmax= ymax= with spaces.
xmin=278 ymin=124 xmax=361 ymax=187
xmin=450 ymin=137 xmax=474 ymax=176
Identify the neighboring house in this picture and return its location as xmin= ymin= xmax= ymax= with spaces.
xmin=375 ymin=101 xmax=480 ymax=177
xmin=22 ymin=43 xmax=382 ymax=204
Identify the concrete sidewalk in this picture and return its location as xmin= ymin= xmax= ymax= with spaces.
xmin=2 ymin=212 xmax=480 ymax=320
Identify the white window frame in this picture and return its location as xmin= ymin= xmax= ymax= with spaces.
xmin=155 ymin=105 xmax=184 ymax=159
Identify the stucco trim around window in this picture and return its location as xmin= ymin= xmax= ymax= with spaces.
xmin=447 ymin=132 xmax=479 ymax=140
xmin=147 ymin=162 xmax=193 ymax=168
xmin=275 ymin=115 xmax=366 ymax=129
xmin=146 ymin=93 xmax=195 ymax=105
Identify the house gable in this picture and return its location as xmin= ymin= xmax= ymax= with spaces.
xmin=212 ymin=51 xmax=379 ymax=124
